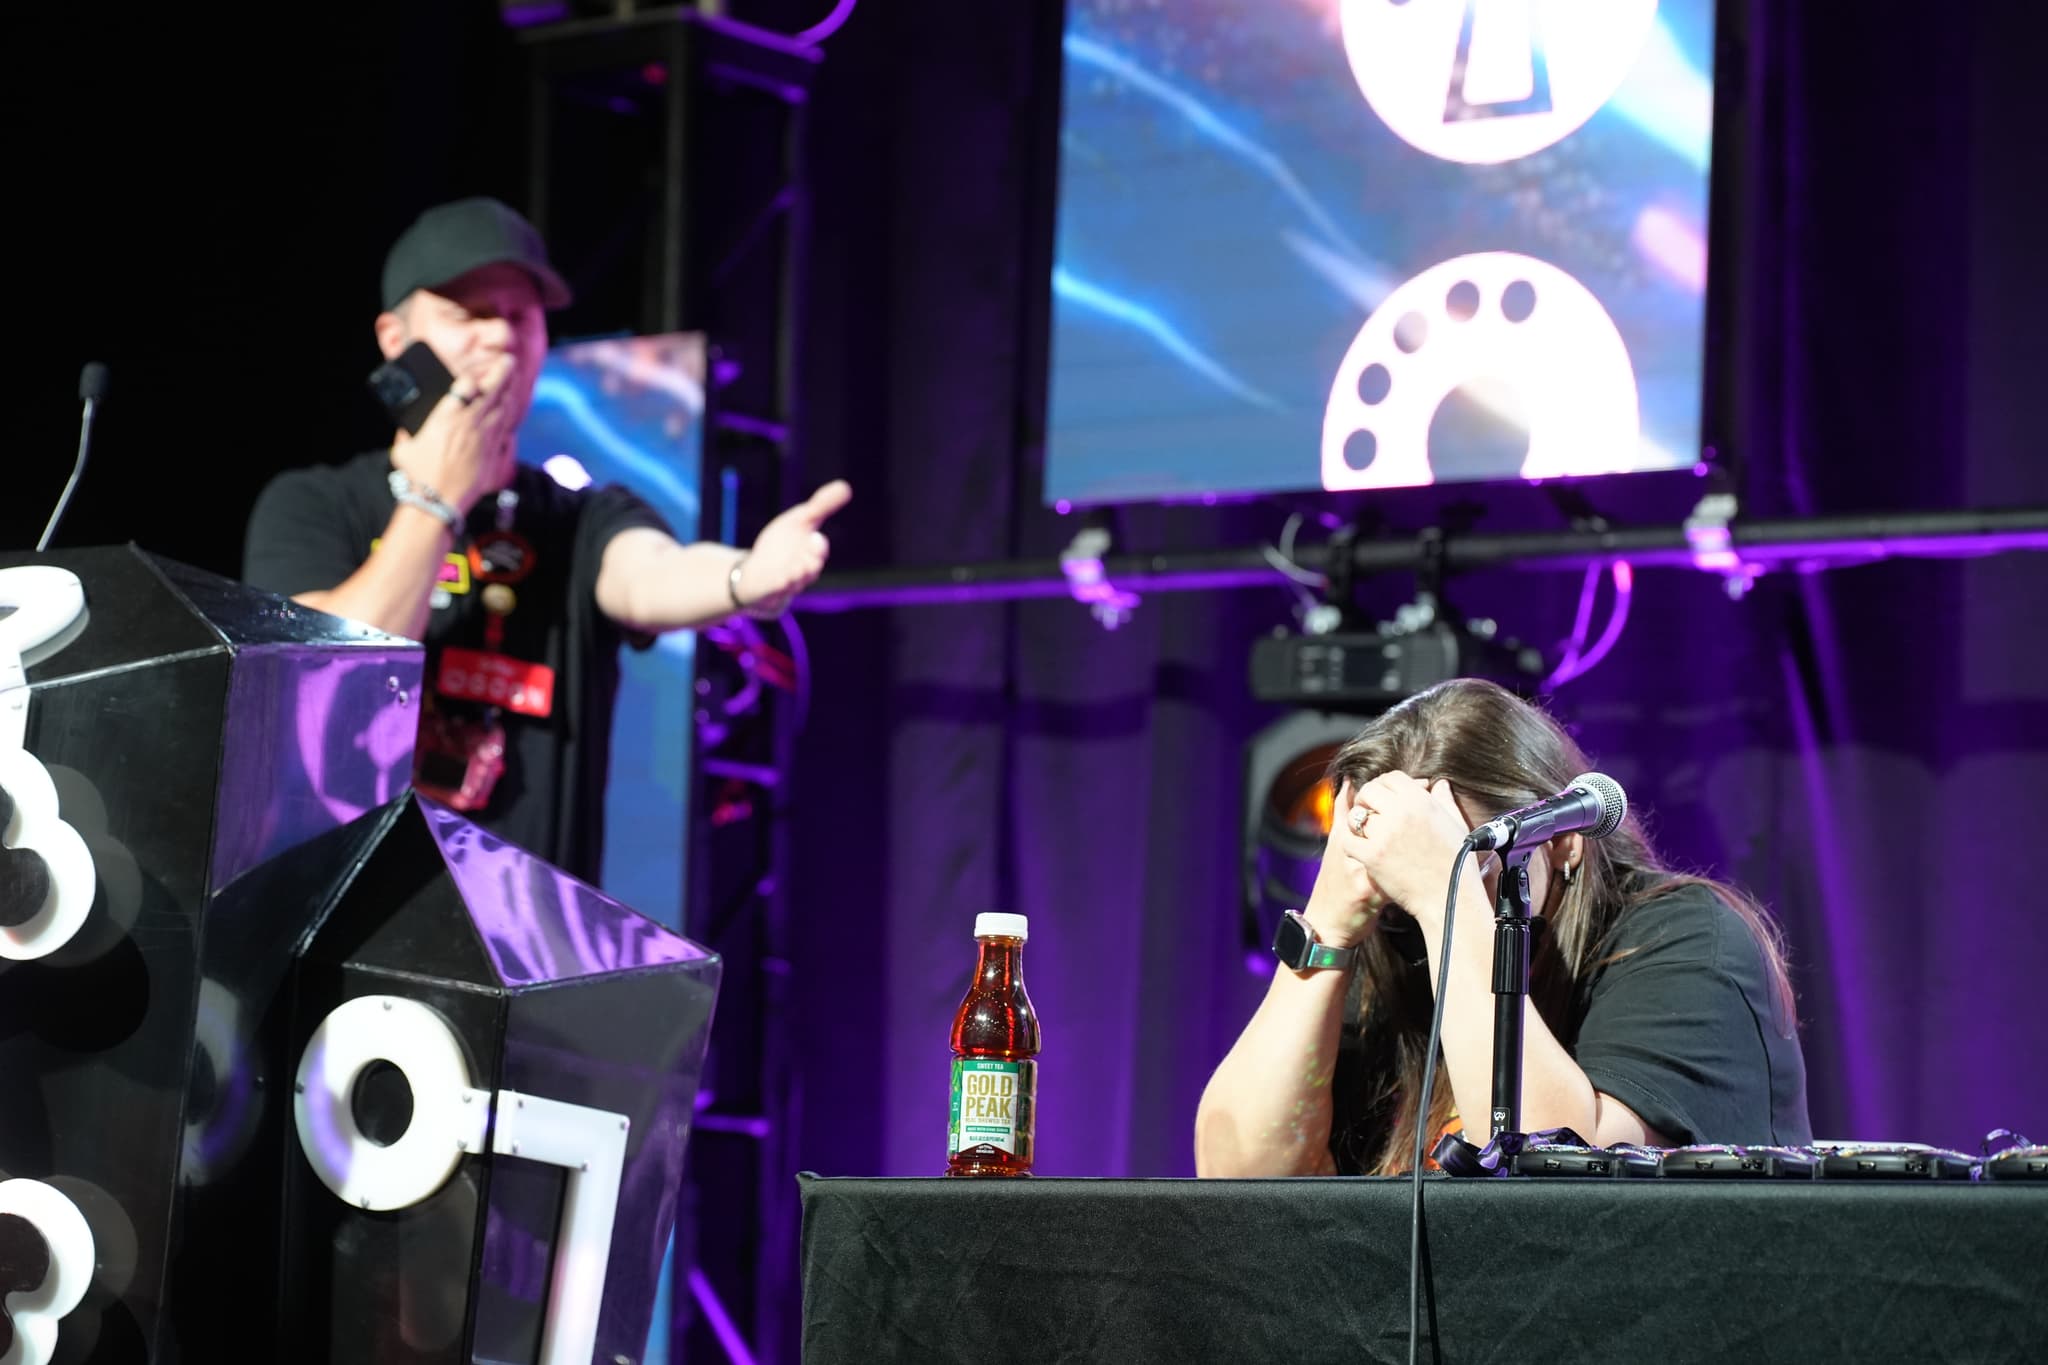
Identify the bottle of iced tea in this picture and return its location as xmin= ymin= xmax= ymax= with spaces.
xmin=947 ymin=913 xmax=1039 ymax=1176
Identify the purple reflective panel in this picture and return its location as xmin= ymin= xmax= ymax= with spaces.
xmin=211 ymin=647 xmax=424 ymax=893
xmin=419 ymin=800 xmax=712 ymax=988
xmin=497 ymin=963 xmax=718 ymax=1362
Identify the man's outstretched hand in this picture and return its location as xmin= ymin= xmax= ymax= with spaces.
xmin=735 ymin=479 xmax=852 ymax=616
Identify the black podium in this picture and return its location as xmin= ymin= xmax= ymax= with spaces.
xmin=1 ymin=547 xmax=719 ymax=1364
xmin=272 ymin=794 xmax=720 ymax=1365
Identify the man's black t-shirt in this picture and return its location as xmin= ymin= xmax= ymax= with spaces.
xmin=1329 ymin=883 xmax=1812 ymax=1172
xmin=243 ymin=449 xmax=670 ymax=884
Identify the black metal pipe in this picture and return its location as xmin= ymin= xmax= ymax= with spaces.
xmin=794 ymin=506 xmax=2048 ymax=612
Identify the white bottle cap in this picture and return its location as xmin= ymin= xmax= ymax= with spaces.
xmin=974 ymin=912 xmax=1029 ymax=941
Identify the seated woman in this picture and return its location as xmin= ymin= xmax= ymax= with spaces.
xmin=1196 ymin=678 xmax=1810 ymax=1176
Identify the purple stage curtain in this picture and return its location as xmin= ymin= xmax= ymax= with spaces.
xmin=788 ymin=0 xmax=2048 ymax=1195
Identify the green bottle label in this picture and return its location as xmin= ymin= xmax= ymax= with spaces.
xmin=948 ymin=1057 xmax=1035 ymax=1156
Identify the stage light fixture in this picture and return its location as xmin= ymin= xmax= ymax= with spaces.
xmin=1240 ymin=710 xmax=1378 ymax=972
xmin=1250 ymin=609 xmax=1545 ymax=708
xmin=1239 ymin=516 xmax=1549 ymax=970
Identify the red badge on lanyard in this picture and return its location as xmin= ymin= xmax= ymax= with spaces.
xmin=436 ymin=647 xmax=555 ymax=717
xmin=416 ymin=494 xmax=549 ymax=811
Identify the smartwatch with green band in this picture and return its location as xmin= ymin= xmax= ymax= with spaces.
xmin=1272 ymin=909 xmax=1358 ymax=972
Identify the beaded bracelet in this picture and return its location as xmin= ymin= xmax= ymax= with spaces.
xmin=386 ymin=469 xmax=462 ymax=534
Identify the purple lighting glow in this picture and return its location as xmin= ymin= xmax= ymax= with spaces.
xmin=1634 ymin=205 xmax=1708 ymax=293
xmin=291 ymin=658 xmax=418 ymax=829
xmin=687 ymin=1269 xmax=757 ymax=1365
xmin=794 ymin=0 xmax=860 ymax=47
xmin=500 ymin=2 xmax=570 ymax=27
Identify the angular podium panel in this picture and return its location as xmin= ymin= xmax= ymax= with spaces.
xmin=273 ymin=796 xmax=720 ymax=1365
xmin=0 ymin=546 xmax=423 ymax=1363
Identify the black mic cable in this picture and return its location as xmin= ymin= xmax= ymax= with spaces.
xmin=38 ymin=362 xmax=109 ymax=552
xmin=1407 ymin=832 xmax=1478 ymax=1365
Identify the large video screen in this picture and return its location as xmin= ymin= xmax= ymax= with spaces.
xmin=516 ymin=332 xmax=704 ymax=933
xmin=1044 ymin=0 xmax=1717 ymax=506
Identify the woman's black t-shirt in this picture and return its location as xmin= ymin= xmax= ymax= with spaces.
xmin=1328 ymin=883 xmax=1812 ymax=1172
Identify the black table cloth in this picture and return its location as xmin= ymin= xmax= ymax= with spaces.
xmin=799 ymin=1174 xmax=2047 ymax=1363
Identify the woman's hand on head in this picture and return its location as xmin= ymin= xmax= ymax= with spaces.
xmin=1336 ymin=772 xmax=1481 ymax=932
xmin=1300 ymin=779 xmax=1387 ymax=949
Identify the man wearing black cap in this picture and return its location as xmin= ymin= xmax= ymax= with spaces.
xmin=243 ymin=196 xmax=850 ymax=883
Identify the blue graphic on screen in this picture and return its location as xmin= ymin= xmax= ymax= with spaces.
xmin=1045 ymin=0 xmax=1716 ymax=505
xmin=515 ymin=332 xmax=706 ymax=1365
xmin=516 ymin=332 xmax=703 ymax=933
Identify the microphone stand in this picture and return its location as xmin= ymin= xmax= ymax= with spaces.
xmin=39 ymin=367 xmax=106 ymax=553
xmin=1488 ymin=844 xmax=1538 ymax=1140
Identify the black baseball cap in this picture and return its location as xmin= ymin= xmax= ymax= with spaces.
xmin=380 ymin=197 xmax=573 ymax=312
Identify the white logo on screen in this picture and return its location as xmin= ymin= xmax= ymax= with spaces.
xmin=1340 ymin=0 xmax=1660 ymax=164
xmin=1321 ymin=252 xmax=1639 ymax=491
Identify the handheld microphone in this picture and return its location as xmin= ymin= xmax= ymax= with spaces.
xmin=1469 ymin=772 xmax=1627 ymax=852
xmin=37 ymin=362 xmax=109 ymax=553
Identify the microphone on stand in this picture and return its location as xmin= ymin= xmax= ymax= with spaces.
xmin=37 ymin=362 xmax=109 ymax=553
xmin=1480 ymin=772 xmax=1626 ymax=1144
xmin=1468 ymin=772 xmax=1627 ymax=852
xmin=1406 ymin=771 xmax=1632 ymax=1365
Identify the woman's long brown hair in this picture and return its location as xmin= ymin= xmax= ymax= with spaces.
xmin=1325 ymin=678 xmax=1796 ymax=1175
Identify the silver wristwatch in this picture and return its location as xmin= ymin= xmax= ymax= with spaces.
xmin=1272 ymin=910 xmax=1357 ymax=972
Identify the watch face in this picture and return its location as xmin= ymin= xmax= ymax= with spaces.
xmin=1273 ymin=912 xmax=1311 ymax=967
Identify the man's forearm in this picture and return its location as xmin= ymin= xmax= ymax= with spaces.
xmin=294 ymin=505 xmax=453 ymax=641
xmin=599 ymin=532 xmax=747 ymax=633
